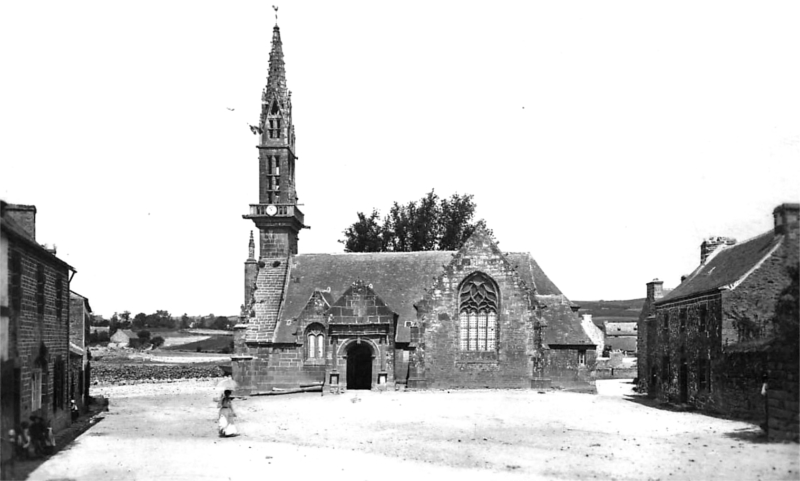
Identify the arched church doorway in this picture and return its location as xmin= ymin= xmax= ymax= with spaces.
xmin=346 ymin=343 xmax=373 ymax=390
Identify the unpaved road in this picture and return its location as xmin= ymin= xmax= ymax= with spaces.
xmin=23 ymin=379 xmax=799 ymax=481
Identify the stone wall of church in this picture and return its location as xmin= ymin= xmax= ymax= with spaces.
xmin=232 ymin=345 xmax=327 ymax=392
xmin=414 ymin=231 xmax=537 ymax=389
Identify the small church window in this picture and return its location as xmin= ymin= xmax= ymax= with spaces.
xmin=308 ymin=334 xmax=316 ymax=358
xmin=306 ymin=324 xmax=325 ymax=360
xmin=316 ymin=334 xmax=324 ymax=358
xmin=578 ymin=350 xmax=586 ymax=366
xmin=458 ymin=272 xmax=499 ymax=352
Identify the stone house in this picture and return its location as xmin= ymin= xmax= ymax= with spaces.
xmin=638 ymin=203 xmax=799 ymax=429
xmin=603 ymin=320 xmax=638 ymax=354
xmin=231 ymin=24 xmax=596 ymax=394
xmin=110 ymin=329 xmax=135 ymax=348
xmin=1 ymin=201 xmax=76 ymax=474
xmin=69 ymin=292 xmax=91 ymax=414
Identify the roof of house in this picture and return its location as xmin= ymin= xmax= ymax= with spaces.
xmin=276 ymin=250 xmax=573 ymax=344
xmin=1 ymin=202 xmax=74 ymax=271
xmin=540 ymin=295 xmax=595 ymax=346
xmin=604 ymin=336 xmax=638 ymax=352
xmin=114 ymin=329 xmax=136 ymax=339
xmin=70 ymin=291 xmax=92 ymax=313
xmin=657 ymin=231 xmax=783 ymax=305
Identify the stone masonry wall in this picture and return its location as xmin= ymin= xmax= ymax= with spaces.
xmin=5 ymin=241 xmax=71 ymax=433
xmin=651 ymin=293 xmax=723 ymax=408
xmin=415 ymin=231 xmax=537 ymax=389
xmin=248 ymin=257 xmax=290 ymax=343
xmin=767 ymin=344 xmax=799 ymax=442
xmin=546 ymin=347 xmax=597 ymax=387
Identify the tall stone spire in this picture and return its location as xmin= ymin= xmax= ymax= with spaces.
xmin=243 ymin=18 xmax=306 ymax=259
xmin=264 ymin=26 xmax=287 ymax=102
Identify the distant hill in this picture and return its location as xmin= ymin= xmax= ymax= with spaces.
xmin=572 ymin=298 xmax=645 ymax=325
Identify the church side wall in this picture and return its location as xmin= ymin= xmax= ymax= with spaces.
xmin=417 ymin=235 xmax=536 ymax=389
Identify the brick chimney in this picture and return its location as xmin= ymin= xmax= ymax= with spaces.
xmin=700 ymin=236 xmax=736 ymax=264
xmin=4 ymin=203 xmax=37 ymax=240
xmin=773 ymin=203 xmax=800 ymax=237
xmin=646 ymin=279 xmax=664 ymax=301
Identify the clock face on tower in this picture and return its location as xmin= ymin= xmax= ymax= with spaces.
xmin=266 ymin=205 xmax=278 ymax=216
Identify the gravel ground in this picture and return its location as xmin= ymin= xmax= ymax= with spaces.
xmin=23 ymin=379 xmax=799 ymax=481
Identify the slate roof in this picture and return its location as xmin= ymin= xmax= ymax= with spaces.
xmin=1 ymin=202 xmax=74 ymax=272
xmin=657 ymin=231 xmax=783 ymax=305
xmin=282 ymin=252 xmax=453 ymax=328
xmin=278 ymin=251 xmax=569 ymax=343
xmin=605 ymin=336 xmax=638 ymax=352
xmin=539 ymin=295 xmax=595 ymax=346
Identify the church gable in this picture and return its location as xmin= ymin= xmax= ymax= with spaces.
xmin=272 ymin=289 xmax=333 ymax=344
xmin=412 ymin=228 xmax=541 ymax=387
xmin=327 ymin=281 xmax=396 ymax=325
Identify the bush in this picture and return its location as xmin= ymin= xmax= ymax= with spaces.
xmin=138 ymin=330 xmax=152 ymax=340
xmin=220 ymin=340 xmax=235 ymax=354
xmin=151 ymin=336 xmax=165 ymax=348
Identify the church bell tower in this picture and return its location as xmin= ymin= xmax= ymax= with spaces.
xmin=243 ymin=22 xmax=306 ymax=259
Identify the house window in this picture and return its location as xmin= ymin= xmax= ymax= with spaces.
xmin=305 ymin=324 xmax=325 ymax=359
xmin=578 ymin=350 xmax=586 ymax=366
xmin=679 ymin=308 xmax=686 ymax=332
xmin=698 ymin=358 xmax=708 ymax=391
xmin=458 ymin=273 xmax=499 ymax=352
xmin=662 ymin=312 xmax=669 ymax=333
xmin=31 ymin=370 xmax=42 ymax=411
xmin=699 ymin=305 xmax=707 ymax=333
xmin=36 ymin=264 xmax=45 ymax=321
xmin=54 ymin=356 xmax=65 ymax=411
xmin=10 ymin=252 xmax=22 ymax=312
xmin=56 ymin=275 xmax=63 ymax=323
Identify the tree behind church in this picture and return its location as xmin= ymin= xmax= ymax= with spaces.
xmin=340 ymin=190 xmax=491 ymax=252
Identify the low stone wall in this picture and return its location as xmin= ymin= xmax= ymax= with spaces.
xmin=767 ymin=345 xmax=799 ymax=442
xmin=92 ymin=362 xmax=226 ymax=385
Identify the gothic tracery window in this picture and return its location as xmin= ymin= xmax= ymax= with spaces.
xmin=458 ymin=273 xmax=499 ymax=352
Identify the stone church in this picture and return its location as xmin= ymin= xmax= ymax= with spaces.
xmin=232 ymin=24 xmax=596 ymax=393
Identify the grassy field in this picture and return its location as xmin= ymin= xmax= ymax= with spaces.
xmin=162 ymin=335 xmax=233 ymax=353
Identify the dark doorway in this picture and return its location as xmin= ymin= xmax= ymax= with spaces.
xmin=679 ymin=362 xmax=688 ymax=403
xmin=346 ymin=343 xmax=373 ymax=390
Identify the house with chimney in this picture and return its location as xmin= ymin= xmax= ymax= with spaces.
xmin=637 ymin=203 xmax=799 ymax=438
xmin=1 ymin=201 xmax=77 ymax=475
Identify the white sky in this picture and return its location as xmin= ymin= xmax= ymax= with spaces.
xmin=2 ymin=1 xmax=798 ymax=317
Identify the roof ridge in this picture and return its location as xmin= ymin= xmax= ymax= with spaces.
xmin=730 ymin=229 xmax=774 ymax=247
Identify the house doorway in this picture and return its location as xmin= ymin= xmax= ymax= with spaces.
xmin=346 ymin=343 xmax=373 ymax=390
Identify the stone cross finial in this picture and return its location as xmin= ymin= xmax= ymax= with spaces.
xmin=272 ymin=5 xmax=278 ymax=24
